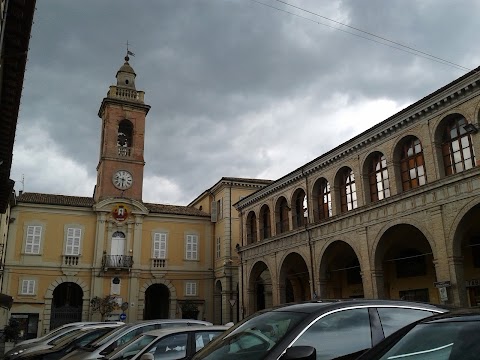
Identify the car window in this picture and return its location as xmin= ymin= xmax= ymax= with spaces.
xmin=376 ymin=308 xmax=436 ymax=337
xmin=194 ymin=331 xmax=224 ymax=352
xmin=108 ymin=334 xmax=156 ymax=360
xmin=292 ymin=308 xmax=371 ymax=360
xmin=378 ymin=321 xmax=480 ymax=360
xmin=141 ymin=333 xmax=188 ymax=360
xmin=193 ymin=310 xmax=307 ymax=360
xmin=116 ymin=324 xmax=157 ymax=346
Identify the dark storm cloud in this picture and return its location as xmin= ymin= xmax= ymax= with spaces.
xmin=12 ymin=0 xmax=480 ymax=204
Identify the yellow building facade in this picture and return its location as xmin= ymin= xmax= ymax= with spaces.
xmin=1 ymin=56 xmax=270 ymax=339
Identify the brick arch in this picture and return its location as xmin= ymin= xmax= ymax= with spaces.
xmin=138 ymin=279 xmax=177 ymax=319
xmin=447 ymin=198 xmax=480 ymax=257
xmin=371 ymin=218 xmax=437 ymax=270
xmin=43 ymin=276 xmax=90 ymax=334
xmin=388 ymin=132 xmax=429 ymax=164
xmin=317 ymin=238 xmax=363 ymax=275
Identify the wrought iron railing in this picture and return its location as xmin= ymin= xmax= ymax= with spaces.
xmin=102 ymin=255 xmax=133 ymax=269
xmin=117 ymin=146 xmax=132 ymax=157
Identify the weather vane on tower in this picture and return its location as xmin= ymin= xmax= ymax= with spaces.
xmin=125 ymin=40 xmax=135 ymax=61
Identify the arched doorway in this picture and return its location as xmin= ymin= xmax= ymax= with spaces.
xmin=144 ymin=284 xmax=170 ymax=319
xmin=454 ymin=203 xmax=480 ymax=306
xmin=319 ymin=241 xmax=363 ymax=298
xmin=375 ymin=224 xmax=436 ymax=302
xmin=279 ymin=253 xmax=310 ymax=304
xmin=248 ymin=261 xmax=272 ymax=315
xmin=50 ymin=282 xmax=83 ymax=330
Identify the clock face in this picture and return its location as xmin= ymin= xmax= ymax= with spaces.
xmin=112 ymin=170 xmax=133 ymax=190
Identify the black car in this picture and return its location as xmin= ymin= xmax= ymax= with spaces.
xmin=192 ymin=299 xmax=451 ymax=360
xmin=356 ymin=308 xmax=480 ymax=360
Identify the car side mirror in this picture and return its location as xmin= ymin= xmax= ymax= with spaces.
xmin=280 ymin=346 xmax=316 ymax=360
xmin=139 ymin=354 xmax=154 ymax=360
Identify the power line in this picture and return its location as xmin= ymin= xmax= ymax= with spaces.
xmin=249 ymin=0 xmax=473 ymax=73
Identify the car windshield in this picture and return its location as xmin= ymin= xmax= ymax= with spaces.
xmin=378 ymin=320 xmax=480 ymax=360
xmin=193 ymin=311 xmax=307 ymax=360
xmin=49 ymin=328 xmax=82 ymax=345
xmin=86 ymin=324 xmax=131 ymax=348
xmin=107 ymin=334 xmax=156 ymax=360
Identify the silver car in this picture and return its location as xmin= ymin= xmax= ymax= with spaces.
xmin=5 ymin=322 xmax=123 ymax=360
xmin=106 ymin=325 xmax=229 ymax=360
xmin=62 ymin=319 xmax=213 ymax=360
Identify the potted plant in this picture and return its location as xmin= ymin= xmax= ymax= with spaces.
xmin=3 ymin=318 xmax=21 ymax=352
xmin=180 ymin=300 xmax=199 ymax=320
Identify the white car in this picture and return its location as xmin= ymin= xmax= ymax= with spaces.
xmin=106 ymin=325 xmax=230 ymax=360
xmin=62 ymin=319 xmax=213 ymax=360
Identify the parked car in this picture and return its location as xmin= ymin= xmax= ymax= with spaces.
xmin=13 ymin=322 xmax=124 ymax=347
xmin=62 ymin=319 xmax=213 ymax=360
xmin=356 ymin=308 xmax=480 ymax=360
xmin=5 ymin=323 xmax=123 ymax=360
xmin=8 ymin=325 xmax=121 ymax=360
xmin=106 ymin=325 xmax=230 ymax=360
xmin=191 ymin=299 xmax=451 ymax=360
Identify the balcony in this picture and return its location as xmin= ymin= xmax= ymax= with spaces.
xmin=63 ymin=255 xmax=79 ymax=266
xmin=107 ymin=85 xmax=145 ymax=103
xmin=102 ymin=255 xmax=133 ymax=270
xmin=152 ymin=258 xmax=167 ymax=268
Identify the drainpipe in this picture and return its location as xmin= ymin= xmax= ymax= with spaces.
xmin=302 ymin=167 xmax=316 ymax=299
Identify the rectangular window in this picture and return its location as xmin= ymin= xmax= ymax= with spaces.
xmin=66 ymin=228 xmax=81 ymax=255
xmin=21 ymin=280 xmax=35 ymax=295
xmin=25 ymin=226 xmax=42 ymax=254
xmin=186 ymin=282 xmax=197 ymax=296
xmin=216 ymin=237 xmax=221 ymax=259
xmin=153 ymin=233 xmax=167 ymax=259
xmin=186 ymin=235 xmax=198 ymax=260
xmin=217 ymin=199 xmax=223 ymax=220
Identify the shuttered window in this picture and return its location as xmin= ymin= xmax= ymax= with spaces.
xmin=66 ymin=228 xmax=81 ymax=255
xmin=21 ymin=280 xmax=35 ymax=295
xmin=25 ymin=226 xmax=42 ymax=254
xmin=186 ymin=282 xmax=197 ymax=296
xmin=186 ymin=235 xmax=198 ymax=260
xmin=153 ymin=233 xmax=167 ymax=259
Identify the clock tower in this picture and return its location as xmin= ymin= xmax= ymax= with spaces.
xmin=94 ymin=54 xmax=150 ymax=202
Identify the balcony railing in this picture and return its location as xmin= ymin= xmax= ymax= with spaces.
xmin=107 ymin=85 xmax=145 ymax=103
xmin=152 ymin=258 xmax=167 ymax=268
xmin=63 ymin=255 xmax=79 ymax=266
xmin=117 ymin=146 xmax=132 ymax=157
xmin=102 ymin=255 xmax=133 ymax=270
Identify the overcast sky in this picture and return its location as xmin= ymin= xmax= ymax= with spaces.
xmin=11 ymin=0 xmax=480 ymax=205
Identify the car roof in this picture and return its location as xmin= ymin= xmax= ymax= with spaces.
xmin=265 ymin=299 xmax=449 ymax=315
xmin=141 ymin=325 xmax=230 ymax=337
xmin=125 ymin=319 xmax=212 ymax=327
xmin=418 ymin=308 xmax=480 ymax=323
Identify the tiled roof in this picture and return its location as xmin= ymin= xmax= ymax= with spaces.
xmin=17 ymin=192 xmax=95 ymax=207
xmin=16 ymin=192 xmax=210 ymax=217
xmin=144 ymin=203 xmax=210 ymax=217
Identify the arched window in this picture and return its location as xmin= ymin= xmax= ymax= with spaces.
xmin=369 ymin=152 xmax=390 ymax=202
xmin=340 ymin=168 xmax=357 ymax=212
xmin=400 ymin=137 xmax=426 ymax=191
xmin=259 ymin=205 xmax=271 ymax=240
xmin=275 ymin=197 xmax=290 ymax=234
xmin=292 ymin=189 xmax=307 ymax=229
xmin=442 ymin=115 xmax=476 ymax=175
xmin=246 ymin=212 xmax=257 ymax=244
xmin=118 ymin=120 xmax=133 ymax=156
xmin=314 ymin=178 xmax=331 ymax=221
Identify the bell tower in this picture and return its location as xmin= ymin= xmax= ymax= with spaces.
xmin=94 ymin=54 xmax=151 ymax=202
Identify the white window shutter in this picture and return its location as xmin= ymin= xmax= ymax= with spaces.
xmin=211 ymin=201 xmax=217 ymax=223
